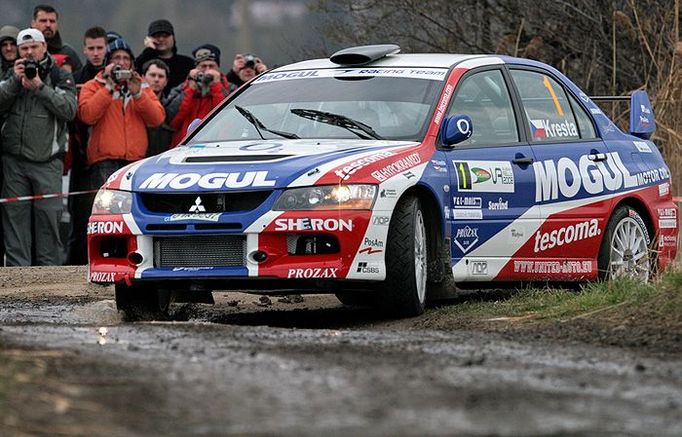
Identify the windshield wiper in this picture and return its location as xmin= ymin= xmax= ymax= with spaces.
xmin=290 ymin=108 xmax=384 ymax=140
xmin=235 ymin=105 xmax=299 ymax=140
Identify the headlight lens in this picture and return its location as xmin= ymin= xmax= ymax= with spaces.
xmin=273 ymin=184 xmax=376 ymax=210
xmin=91 ymin=189 xmax=133 ymax=215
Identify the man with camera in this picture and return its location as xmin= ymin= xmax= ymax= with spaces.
xmin=165 ymin=44 xmax=234 ymax=146
xmin=226 ymin=53 xmax=268 ymax=88
xmin=78 ymin=38 xmax=164 ymax=194
xmin=0 ymin=28 xmax=76 ymax=266
xmin=134 ymin=19 xmax=193 ymax=97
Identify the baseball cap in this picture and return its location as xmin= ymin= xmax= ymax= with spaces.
xmin=192 ymin=44 xmax=220 ymax=66
xmin=17 ymin=28 xmax=45 ymax=46
xmin=148 ymin=19 xmax=174 ymax=37
xmin=0 ymin=25 xmax=19 ymax=44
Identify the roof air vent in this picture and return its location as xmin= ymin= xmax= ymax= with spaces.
xmin=329 ymin=44 xmax=401 ymax=66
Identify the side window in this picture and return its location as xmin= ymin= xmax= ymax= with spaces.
xmin=510 ymin=70 xmax=580 ymax=142
xmin=567 ymin=92 xmax=597 ymax=139
xmin=448 ymin=70 xmax=518 ymax=146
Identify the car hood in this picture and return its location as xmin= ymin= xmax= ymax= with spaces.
xmin=129 ymin=139 xmax=421 ymax=192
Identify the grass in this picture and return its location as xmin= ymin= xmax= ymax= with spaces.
xmin=430 ymin=270 xmax=682 ymax=326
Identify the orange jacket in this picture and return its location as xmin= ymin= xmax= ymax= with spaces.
xmin=78 ymin=71 xmax=165 ymax=166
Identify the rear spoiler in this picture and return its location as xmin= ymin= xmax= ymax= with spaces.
xmin=589 ymin=90 xmax=656 ymax=139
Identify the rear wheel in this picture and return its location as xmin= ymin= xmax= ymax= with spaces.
xmin=115 ymin=283 xmax=171 ymax=320
xmin=378 ymin=196 xmax=428 ymax=317
xmin=598 ymin=206 xmax=651 ymax=281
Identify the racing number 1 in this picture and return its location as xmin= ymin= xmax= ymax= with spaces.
xmin=457 ymin=162 xmax=470 ymax=190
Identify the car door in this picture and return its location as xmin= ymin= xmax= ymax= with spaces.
xmin=442 ymin=67 xmax=539 ymax=281
xmin=508 ymin=67 xmax=608 ymax=278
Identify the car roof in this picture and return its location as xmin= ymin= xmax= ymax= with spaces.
xmin=273 ymin=53 xmax=499 ymax=71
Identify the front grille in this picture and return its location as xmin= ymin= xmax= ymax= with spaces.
xmin=154 ymin=235 xmax=246 ymax=267
xmin=140 ymin=191 xmax=272 ymax=214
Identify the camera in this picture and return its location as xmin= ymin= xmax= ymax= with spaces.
xmin=195 ymin=72 xmax=214 ymax=87
xmin=24 ymin=60 xmax=39 ymax=80
xmin=243 ymin=54 xmax=256 ymax=69
xmin=111 ymin=65 xmax=132 ymax=83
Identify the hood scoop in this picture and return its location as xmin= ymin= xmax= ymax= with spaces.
xmin=184 ymin=155 xmax=293 ymax=163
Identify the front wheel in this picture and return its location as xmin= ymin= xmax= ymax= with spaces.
xmin=378 ymin=196 xmax=428 ymax=317
xmin=598 ymin=206 xmax=652 ymax=281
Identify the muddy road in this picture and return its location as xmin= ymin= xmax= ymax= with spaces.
xmin=1 ymin=267 xmax=681 ymax=436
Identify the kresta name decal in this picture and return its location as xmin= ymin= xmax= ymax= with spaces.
xmin=140 ymin=171 xmax=276 ymax=190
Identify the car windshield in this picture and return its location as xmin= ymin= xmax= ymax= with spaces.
xmin=188 ymin=69 xmax=446 ymax=143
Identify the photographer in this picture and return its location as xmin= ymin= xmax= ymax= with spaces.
xmin=0 ymin=28 xmax=76 ymax=266
xmin=78 ymin=38 xmax=164 ymax=193
xmin=227 ymin=53 xmax=267 ymax=88
xmin=165 ymin=44 xmax=234 ymax=146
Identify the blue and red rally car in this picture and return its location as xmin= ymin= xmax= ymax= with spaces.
xmin=88 ymin=45 xmax=679 ymax=317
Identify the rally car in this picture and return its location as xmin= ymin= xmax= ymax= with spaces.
xmin=88 ymin=44 xmax=679 ymax=318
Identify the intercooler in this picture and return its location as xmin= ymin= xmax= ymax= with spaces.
xmin=153 ymin=235 xmax=247 ymax=267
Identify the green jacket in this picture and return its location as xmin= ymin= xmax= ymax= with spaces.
xmin=0 ymin=56 xmax=76 ymax=162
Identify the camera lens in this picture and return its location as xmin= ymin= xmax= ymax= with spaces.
xmin=24 ymin=60 xmax=38 ymax=79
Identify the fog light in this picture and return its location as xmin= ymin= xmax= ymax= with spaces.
xmin=251 ymin=251 xmax=268 ymax=263
xmin=127 ymin=251 xmax=144 ymax=265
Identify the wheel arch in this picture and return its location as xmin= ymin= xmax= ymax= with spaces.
xmin=612 ymin=196 xmax=656 ymax=243
xmin=399 ymin=183 xmax=447 ymax=282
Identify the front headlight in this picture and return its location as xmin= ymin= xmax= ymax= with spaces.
xmin=91 ymin=189 xmax=133 ymax=215
xmin=273 ymin=184 xmax=377 ymax=210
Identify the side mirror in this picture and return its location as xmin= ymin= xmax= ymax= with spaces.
xmin=441 ymin=114 xmax=473 ymax=147
xmin=187 ymin=118 xmax=203 ymax=135
xmin=629 ymin=90 xmax=656 ymax=140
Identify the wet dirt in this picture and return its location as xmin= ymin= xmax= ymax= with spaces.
xmin=1 ymin=267 xmax=681 ymax=436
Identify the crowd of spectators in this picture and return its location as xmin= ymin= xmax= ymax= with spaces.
xmin=0 ymin=4 xmax=269 ymax=266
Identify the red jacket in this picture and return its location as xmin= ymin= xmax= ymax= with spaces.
xmin=78 ymin=71 xmax=165 ymax=165
xmin=167 ymin=74 xmax=232 ymax=146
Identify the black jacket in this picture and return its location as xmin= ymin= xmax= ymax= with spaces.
xmin=46 ymin=31 xmax=83 ymax=72
xmin=135 ymin=46 xmax=194 ymax=96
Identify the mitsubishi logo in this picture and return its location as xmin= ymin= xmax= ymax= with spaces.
xmin=189 ymin=196 xmax=206 ymax=213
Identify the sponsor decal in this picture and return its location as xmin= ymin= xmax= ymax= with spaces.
xmin=453 ymin=209 xmax=482 ymax=220
xmin=471 ymin=261 xmax=488 ymax=276
xmin=453 ymin=196 xmax=482 ymax=208
xmin=659 ymin=219 xmax=678 ymax=229
xmin=87 ymin=221 xmax=124 ymax=235
xmin=359 ymin=247 xmax=383 ymax=255
xmin=433 ymin=83 xmax=455 ymax=126
xmin=189 ymin=196 xmax=206 ymax=213
xmin=633 ymin=141 xmax=652 ymax=153
xmin=165 ymin=213 xmax=222 ymax=222
xmin=511 ymin=228 xmax=524 ymax=238
xmin=589 ymin=107 xmax=603 ymax=115
xmin=658 ymin=208 xmax=677 ymax=219
xmin=274 ymin=218 xmax=353 ymax=232
xmin=139 ymin=171 xmax=276 ymax=190
xmin=534 ymin=219 xmax=601 ymax=253
xmin=287 ymin=268 xmax=338 ymax=278
xmin=172 ymin=267 xmax=214 ymax=271
xmin=513 ymin=260 xmax=593 ymax=274
xmin=579 ymin=92 xmax=590 ymax=103
xmin=488 ymin=197 xmax=509 ymax=210
xmin=403 ymin=171 xmax=416 ymax=180
xmin=363 ymin=237 xmax=384 ymax=248
xmin=659 ymin=235 xmax=677 ymax=248
xmin=380 ymin=189 xmax=397 ymax=198
xmin=659 ymin=182 xmax=670 ymax=197
xmin=371 ymin=153 xmax=422 ymax=182
xmin=454 ymin=225 xmax=479 ymax=253
xmin=356 ymin=262 xmax=380 ymax=274
xmin=254 ymin=68 xmax=448 ymax=84
xmin=533 ymin=152 xmax=639 ymax=202
xmin=372 ymin=216 xmax=390 ymax=226
xmin=430 ymin=159 xmax=447 ymax=172
xmin=90 ymin=272 xmax=115 ymax=282
xmin=334 ymin=151 xmax=395 ymax=180
xmin=530 ymin=119 xmax=578 ymax=139
xmin=454 ymin=161 xmax=515 ymax=193
xmin=444 ymin=206 xmax=450 ymax=220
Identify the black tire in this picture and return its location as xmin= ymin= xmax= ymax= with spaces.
xmin=377 ymin=196 xmax=428 ymax=317
xmin=115 ymin=282 xmax=171 ymax=320
xmin=598 ymin=206 xmax=652 ymax=281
